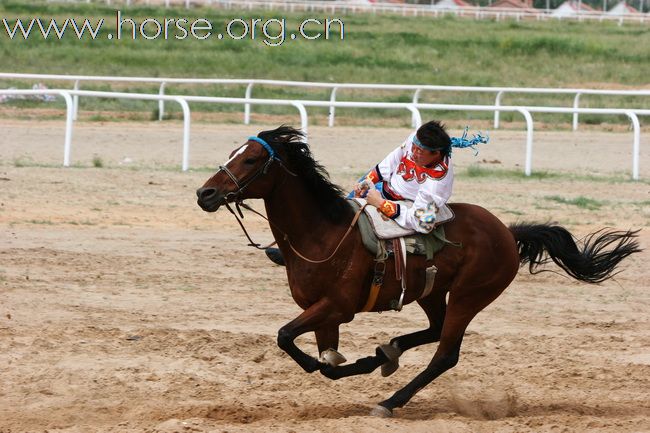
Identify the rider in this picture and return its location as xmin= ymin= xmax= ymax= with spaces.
xmin=356 ymin=119 xmax=453 ymax=233
xmin=265 ymin=120 xmax=456 ymax=266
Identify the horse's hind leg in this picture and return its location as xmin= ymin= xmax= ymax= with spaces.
xmin=388 ymin=292 xmax=447 ymax=352
xmin=320 ymin=293 xmax=446 ymax=380
xmin=373 ymin=287 xmax=497 ymax=417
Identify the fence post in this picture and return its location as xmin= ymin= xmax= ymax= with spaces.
xmin=158 ymin=81 xmax=166 ymax=121
xmin=494 ymin=90 xmax=505 ymax=129
xmin=291 ymin=101 xmax=309 ymax=137
xmin=625 ymin=110 xmax=640 ymax=180
xmin=61 ymin=91 xmax=74 ymax=167
xmin=244 ymin=82 xmax=254 ymax=125
xmin=73 ymin=80 xmax=80 ymax=121
xmin=411 ymin=88 xmax=422 ymax=128
xmin=572 ymin=92 xmax=582 ymax=131
xmin=328 ymin=86 xmax=338 ymax=127
xmin=407 ymin=104 xmax=422 ymax=128
xmin=176 ymin=98 xmax=192 ymax=171
xmin=516 ymin=108 xmax=534 ymax=176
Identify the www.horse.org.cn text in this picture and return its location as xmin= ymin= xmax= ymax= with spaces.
xmin=1 ymin=11 xmax=346 ymax=46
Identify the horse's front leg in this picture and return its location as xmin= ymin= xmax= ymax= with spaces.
xmin=319 ymin=346 xmax=388 ymax=379
xmin=277 ymin=298 xmax=348 ymax=373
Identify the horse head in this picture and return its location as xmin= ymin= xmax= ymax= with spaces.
xmin=196 ymin=126 xmax=303 ymax=213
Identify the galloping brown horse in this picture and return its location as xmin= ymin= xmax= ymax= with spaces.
xmin=196 ymin=126 xmax=640 ymax=417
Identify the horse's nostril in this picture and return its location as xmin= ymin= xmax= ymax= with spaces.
xmin=198 ymin=187 xmax=217 ymax=201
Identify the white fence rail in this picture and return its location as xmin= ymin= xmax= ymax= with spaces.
xmin=214 ymin=0 xmax=650 ymax=24
xmin=0 ymin=88 xmax=309 ymax=171
xmin=2 ymin=73 xmax=649 ymax=131
xmin=46 ymin=0 xmax=649 ymax=25
xmin=1 ymin=88 xmax=647 ymax=179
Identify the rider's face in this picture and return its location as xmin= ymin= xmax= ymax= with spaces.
xmin=411 ymin=143 xmax=441 ymax=167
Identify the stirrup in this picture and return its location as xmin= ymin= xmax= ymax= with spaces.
xmin=265 ymin=247 xmax=286 ymax=266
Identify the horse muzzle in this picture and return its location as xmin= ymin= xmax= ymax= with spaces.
xmin=196 ymin=187 xmax=226 ymax=212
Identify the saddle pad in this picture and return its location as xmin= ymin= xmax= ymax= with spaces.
xmin=348 ymin=200 xmax=456 ymax=261
xmin=352 ymin=198 xmax=454 ymax=240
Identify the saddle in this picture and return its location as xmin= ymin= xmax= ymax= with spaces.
xmin=348 ymin=198 xmax=460 ymax=312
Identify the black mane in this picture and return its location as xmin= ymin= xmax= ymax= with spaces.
xmin=257 ymin=126 xmax=352 ymax=223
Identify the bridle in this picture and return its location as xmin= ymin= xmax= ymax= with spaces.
xmin=218 ymin=136 xmax=294 ymax=204
xmin=216 ymin=136 xmax=365 ymax=263
xmin=215 ymin=136 xmax=291 ymax=249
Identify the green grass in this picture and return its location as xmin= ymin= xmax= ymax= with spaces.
xmin=0 ymin=0 xmax=648 ymax=125
xmin=11 ymin=158 xmax=86 ymax=168
xmin=92 ymin=155 xmax=104 ymax=168
xmin=463 ymin=164 xmax=648 ymax=184
xmin=3 ymin=158 xmax=644 ymax=183
xmin=544 ymin=195 xmax=604 ymax=210
xmin=13 ymin=156 xmax=32 ymax=167
xmin=464 ymin=164 xmax=559 ymax=180
xmin=67 ymin=219 xmax=96 ymax=225
xmin=26 ymin=219 xmax=54 ymax=224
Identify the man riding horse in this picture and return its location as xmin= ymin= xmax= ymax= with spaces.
xmin=196 ymin=125 xmax=640 ymax=417
xmin=265 ymin=120 xmax=480 ymax=265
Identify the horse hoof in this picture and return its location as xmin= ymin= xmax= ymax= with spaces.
xmin=378 ymin=344 xmax=401 ymax=377
xmin=381 ymin=360 xmax=399 ymax=377
xmin=370 ymin=405 xmax=393 ymax=418
xmin=319 ymin=348 xmax=347 ymax=367
xmin=378 ymin=343 xmax=401 ymax=362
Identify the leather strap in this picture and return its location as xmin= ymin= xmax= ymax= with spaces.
xmin=393 ymin=239 xmax=403 ymax=281
xmin=361 ymin=281 xmax=382 ymax=312
xmin=287 ymin=204 xmax=366 ymax=264
xmin=361 ymin=249 xmax=387 ymax=313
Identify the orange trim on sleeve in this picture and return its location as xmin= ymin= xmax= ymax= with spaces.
xmin=378 ymin=200 xmax=399 ymax=219
xmin=365 ymin=169 xmax=380 ymax=184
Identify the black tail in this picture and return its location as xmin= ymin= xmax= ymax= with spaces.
xmin=509 ymin=223 xmax=641 ymax=284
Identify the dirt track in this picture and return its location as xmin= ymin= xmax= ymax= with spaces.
xmin=1 ymin=121 xmax=649 ymax=432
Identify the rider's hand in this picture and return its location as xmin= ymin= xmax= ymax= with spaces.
xmin=353 ymin=183 xmax=365 ymax=197
xmin=366 ymin=189 xmax=383 ymax=208
xmin=354 ymin=180 xmax=372 ymax=198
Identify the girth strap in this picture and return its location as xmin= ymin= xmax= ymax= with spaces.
xmin=361 ymin=237 xmax=408 ymax=313
xmin=361 ymin=247 xmax=386 ymax=312
xmin=391 ymin=238 xmax=407 ymax=312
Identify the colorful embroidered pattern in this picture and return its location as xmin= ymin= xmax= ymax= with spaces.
xmin=396 ymin=156 xmax=448 ymax=184
xmin=365 ymin=169 xmax=381 ymax=184
xmin=378 ymin=200 xmax=399 ymax=219
xmin=382 ymin=182 xmax=405 ymax=201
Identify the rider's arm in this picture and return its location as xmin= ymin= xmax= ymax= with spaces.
xmin=377 ymin=161 xmax=454 ymax=233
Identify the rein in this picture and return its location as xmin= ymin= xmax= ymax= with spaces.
xmin=220 ymin=135 xmax=365 ymax=264
xmin=226 ymin=200 xmax=367 ymax=264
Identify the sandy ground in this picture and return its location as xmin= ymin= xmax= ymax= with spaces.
xmin=1 ymin=121 xmax=649 ymax=433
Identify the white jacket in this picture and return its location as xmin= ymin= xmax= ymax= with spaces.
xmin=374 ymin=132 xmax=453 ymax=233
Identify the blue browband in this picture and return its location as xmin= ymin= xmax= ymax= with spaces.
xmin=248 ymin=136 xmax=277 ymax=159
xmin=411 ymin=135 xmax=426 ymax=149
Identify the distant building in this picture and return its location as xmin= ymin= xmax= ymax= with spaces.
xmin=431 ymin=0 xmax=473 ymax=9
xmin=346 ymin=0 xmax=407 ymax=3
xmin=489 ymin=0 xmax=534 ymax=8
xmin=607 ymin=1 xmax=639 ymax=14
xmin=551 ymin=0 xmax=596 ymax=16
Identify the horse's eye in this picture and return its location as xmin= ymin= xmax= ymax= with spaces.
xmin=244 ymin=158 xmax=256 ymax=165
